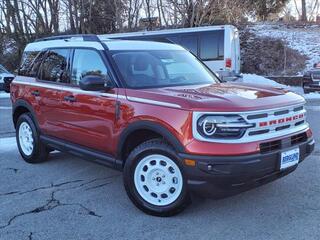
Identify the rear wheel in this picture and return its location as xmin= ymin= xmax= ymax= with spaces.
xmin=16 ymin=113 xmax=49 ymax=163
xmin=123 ymin=139 xmax=190 ymax=217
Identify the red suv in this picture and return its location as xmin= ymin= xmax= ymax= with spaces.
xmin=11 ymin=35 xmax=314 ymax=216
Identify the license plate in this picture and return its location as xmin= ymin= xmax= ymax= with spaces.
xmin=280 ymin=148 xmax=300 ymax=170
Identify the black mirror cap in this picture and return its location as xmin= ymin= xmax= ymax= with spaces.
xmin=79 ymin=75 xmax=113 ymax=91
xmin=3 ymin=77 xmax=14 ymax=93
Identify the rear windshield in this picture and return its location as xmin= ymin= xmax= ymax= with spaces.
xmin=112 ymin=50 xmax=219 ymax=89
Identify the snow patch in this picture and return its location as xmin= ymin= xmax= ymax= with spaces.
xmin=0 ymin=137 xmax=17 ymax=152
xmin=303 ymin=92 xmax=320 ymax=100
xmin=240 ymin=74 xmax=286 ymax=87
xmin=0 ymin=92 xmax=10 ymax=99
xmin=239 ymin=74 xmax=320 ymax=100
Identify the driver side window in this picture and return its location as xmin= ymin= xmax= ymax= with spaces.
xmin=71 ymin=49 xmax=108 ymax=86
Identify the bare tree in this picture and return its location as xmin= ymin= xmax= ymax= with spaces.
xmin=301 ymin=0 xmax=307 ymax=21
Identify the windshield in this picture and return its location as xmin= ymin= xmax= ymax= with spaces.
xmin=111 ymin=50 xmax=219 ymax=89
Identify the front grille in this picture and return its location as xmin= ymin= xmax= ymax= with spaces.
xmin=291 ymin=132 xmax=307 ymax=145
xmin=259 ymin=132 xmax=308 ymax=154
xmin=312 ymin=74 xmax=320 ymax=80
xmin=260 ymin=140 xmax=281 ymax=153
xmin=275 ymin=125 xmax=290 ymax=131
xmin=242 ymin=104 xmax=308 ymax=142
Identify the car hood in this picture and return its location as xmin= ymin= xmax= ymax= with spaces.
xmin=126 ymin=82 xmax=305 ymax=112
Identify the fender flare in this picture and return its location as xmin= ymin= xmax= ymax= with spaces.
xmin=117 ymin=120 xmax=185 ymax=159
xmin=12 ymin=99 xmax=40 ymax=130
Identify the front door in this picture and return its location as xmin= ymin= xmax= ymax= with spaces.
xmin=59 ymin=48 xmax=118 ymax=154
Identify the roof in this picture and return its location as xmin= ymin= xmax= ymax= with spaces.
xmin=25 ymin=38 xmax=105 ymax=51
xmin=24 ymin=37 xmax=184 ymax=52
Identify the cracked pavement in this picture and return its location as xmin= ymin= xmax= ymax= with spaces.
xmin=0 ymin=98 xmax=319 ymax=240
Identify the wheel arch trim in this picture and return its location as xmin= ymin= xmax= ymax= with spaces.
xmin=117 ymin=120 xmax=185 ymax=160
xmin=12 ymin=99 xmax=40 ymax=130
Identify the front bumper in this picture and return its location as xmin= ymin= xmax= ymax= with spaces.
xmin=179 ymin=137 xmax=315 ymax=198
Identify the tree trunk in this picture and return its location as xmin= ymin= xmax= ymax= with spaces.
xmin=301 ymin=0 xmax=307 ymax=21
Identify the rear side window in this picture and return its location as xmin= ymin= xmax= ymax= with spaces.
xmin=19 ymin=51 xmax=41 ymax=76
xmin=71 ymin=49 xmax=108 ymax=85
xmin=38 ymin=49 xmax=70 ymax=83
xmin=199 ymin=30 xmax=224 ymax=61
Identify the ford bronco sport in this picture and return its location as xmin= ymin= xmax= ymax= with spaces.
xmin=11 ymin=35 xmax=314 ymax=216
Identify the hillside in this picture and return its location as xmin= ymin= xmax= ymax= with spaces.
xmin=241 ymin=22 xmax=320 ymax=76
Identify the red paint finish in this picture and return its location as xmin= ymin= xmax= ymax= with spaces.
xmin=59 ymin=88 xmax=118 ymax=153
xmin=11 ymin=77 xmax=311 ymax=159
xmin=123 ymin=83 xmax=305 ymax=112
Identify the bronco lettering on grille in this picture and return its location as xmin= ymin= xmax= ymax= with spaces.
xmin=259 ymin=114 xmax=304 ymax=127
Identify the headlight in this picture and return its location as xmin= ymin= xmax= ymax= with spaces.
xmin=196 ymin=115 xmax=254 ymax=139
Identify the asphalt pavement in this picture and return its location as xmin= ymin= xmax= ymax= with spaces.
xmin=0 ymin=94 xmax=319 ymax=240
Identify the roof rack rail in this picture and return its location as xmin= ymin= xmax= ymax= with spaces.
xmin=35 ymin=34 xmax=100 ymax=42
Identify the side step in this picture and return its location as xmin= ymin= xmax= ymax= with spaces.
xmin=40 ymin=135 xmax=123 ymax=170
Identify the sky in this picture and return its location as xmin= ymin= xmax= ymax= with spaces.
xmin=287 ymin=0 xmax=320 ymax=19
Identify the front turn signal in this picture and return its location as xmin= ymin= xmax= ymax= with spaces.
xmin=184 ymin=159 xmax=196 ymax=167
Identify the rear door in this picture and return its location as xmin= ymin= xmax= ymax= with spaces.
xmin=36 ymin=48 xmax=71 ymax=138
xmin=59 ymin=48 xmax=118 ymax=154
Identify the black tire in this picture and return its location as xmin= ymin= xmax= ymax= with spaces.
xmin=302 ymin=84 xmax=310 ymax=94
xmin=16 ymin=113 xmax=49 ymax=163
xmin=123 ymin=139 xmax=190 ymax=217
xmin=303 ymin=88 xmax=310 ymax=94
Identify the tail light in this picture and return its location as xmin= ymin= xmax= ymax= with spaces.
xmin=225 ymin=58 xmax=232 ymax=69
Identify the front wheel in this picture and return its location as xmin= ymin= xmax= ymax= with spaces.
xmin=123 ymin=139 xmax=190 ymax=217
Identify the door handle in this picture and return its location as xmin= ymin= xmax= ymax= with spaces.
xmin=64 ymin=95 xmax=76 ymax=102
xmin=31 ymin=90 xmax=40 ymax=96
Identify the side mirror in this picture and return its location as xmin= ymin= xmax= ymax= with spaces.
xmin=79 ymin=75 xmax=113 ymax=91
xmin=3 ymin=77 xmax=14 ymax=93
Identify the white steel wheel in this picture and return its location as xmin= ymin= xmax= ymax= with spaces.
xmin=18 ymin=121 xmax=34 ymax=156
xmin=134 ymin=154 xmax=183 ymax=206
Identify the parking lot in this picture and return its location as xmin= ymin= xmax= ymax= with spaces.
xmin=0 ymin=95 xmax=319 ymax=240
